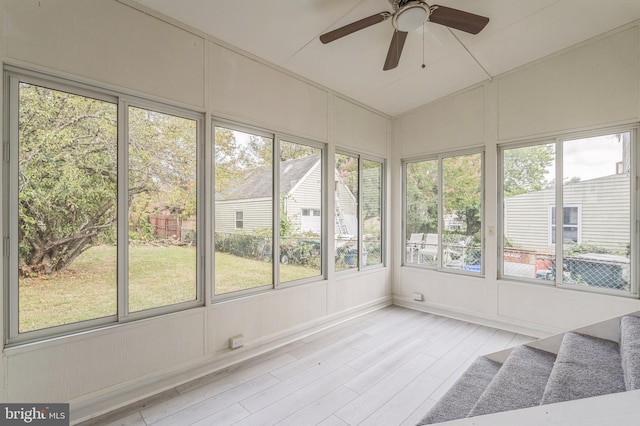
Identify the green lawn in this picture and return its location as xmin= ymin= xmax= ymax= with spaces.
xmin=214 ymin=251 xmax=321 ymax=294
xmin=19 ymin=245 xmax=318 ymax=332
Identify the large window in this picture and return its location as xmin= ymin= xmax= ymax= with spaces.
xmin=5 ymin=70 xmax=202 ymax=343
xmin=214 ymin=125 xmax=324 ymax=296
xmin=404 ymin=151 xmax=483 ymax=274
xmin=334 ymin=152 xmax=384 ymax=271
xmin=500 ymin=128 xmax=636 ymax=294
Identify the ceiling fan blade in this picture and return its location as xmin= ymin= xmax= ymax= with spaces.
xmin=383 ymin=30 xmax=408 ymax=71
xmin=429 ymin=5 xmax=489 ymax=35
xmin=319 ymin=12 xmax=388 ymax=44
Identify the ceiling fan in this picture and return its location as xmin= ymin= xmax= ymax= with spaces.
xmin=319 ymin=0 xmax=490 ymax=71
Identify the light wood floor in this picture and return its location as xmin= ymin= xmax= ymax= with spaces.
xmin=82 ymin=306 xmax=534 ymax=426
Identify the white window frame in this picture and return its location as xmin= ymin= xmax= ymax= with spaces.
xmin=235 ymin=210 xmax=244 ymax=229
xmin=402 ymin=148 xmax=485 ymax=276
xmin=3 ymin=67 xmax=205 ymax=345
xmin=334 ymin=149 xmax=386 ymax=273
xmin=498 ymin=125 xmax=638 ymax=297
xmin=213 ymin=120 xmax=328 ymax=297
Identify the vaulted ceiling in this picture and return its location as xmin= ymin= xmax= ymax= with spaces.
xmin=132 ymin=0 xmax=640 ymax=117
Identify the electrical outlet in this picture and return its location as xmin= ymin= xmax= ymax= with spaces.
xmin=229 ymin=334 xmax=244 ymax=349
xmin=412 ymin=292 xmax=423 ymax=301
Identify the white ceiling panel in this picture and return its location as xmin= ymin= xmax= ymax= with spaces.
xmin=362 ymin=48 xmax=489 ymax=115
xmin=132 ymin=0 xmax=640 ymax=116
xmin=468 ymin=0 xmax=640 ymax=76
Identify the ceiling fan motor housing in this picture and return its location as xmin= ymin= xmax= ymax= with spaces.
xmin=392 ymin=1 xmax=430 ymax=32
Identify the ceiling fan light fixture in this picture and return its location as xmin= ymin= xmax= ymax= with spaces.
xmin=393 ymin=3 xmax=429 ymax=32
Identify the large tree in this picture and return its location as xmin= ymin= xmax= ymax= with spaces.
xmin=18 ymin=84 xmax=118 ymax=275
xmin=405 ymin=160 xmax=439 ymax=237
xmin=503 ymin=144 xmax=554 ymax=196
xmin=443 ymin=153 xmax=483 ymax=237
xmin=18 ymin=84 xmax=197 ymax=276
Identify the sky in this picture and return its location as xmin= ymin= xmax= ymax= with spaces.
xmin=542 ymin=133 xmax=626 ymax=183
xmin=563 ymin=134 xmax=625 ymax=181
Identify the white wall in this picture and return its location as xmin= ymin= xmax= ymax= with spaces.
xmin=0 ymin=0 xmax=391 ymax=421
xmin=392 ymin=23 xmax=640 ymax=337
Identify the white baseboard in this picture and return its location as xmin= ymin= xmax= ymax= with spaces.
xmin=392 ymin=296 xmax=559 ymax=338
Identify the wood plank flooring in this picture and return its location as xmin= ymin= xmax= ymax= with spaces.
xmin=81 ymin=306 xmax=534 ymax=426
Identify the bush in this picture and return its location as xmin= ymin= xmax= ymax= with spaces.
xmin=215 ymin=232 xmax=321 ymax=267
xmin=215 ymin=232 xmax=269 ymax=260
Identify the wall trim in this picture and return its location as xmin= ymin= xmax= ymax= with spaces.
xmin=392 ymin=296 xmax=558 ymax=338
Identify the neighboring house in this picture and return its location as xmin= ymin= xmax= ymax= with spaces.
xmin=215 ymin=156 xmax=358 ymax=236
xmin=504 ymin=173 xmax=630 ymax=254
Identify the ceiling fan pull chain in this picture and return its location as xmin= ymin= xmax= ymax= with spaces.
xmin=422 ymin=23 xmax=426 ymax=69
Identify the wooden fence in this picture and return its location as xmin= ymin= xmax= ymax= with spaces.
xmin=148 ymin=215 xmax=196 ymax=241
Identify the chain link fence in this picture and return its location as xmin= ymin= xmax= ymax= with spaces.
xmin=504 ymin=249 xmax=630 ymax=292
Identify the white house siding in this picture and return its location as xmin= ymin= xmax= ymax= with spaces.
xmin=566 ymin=174 xmax=630 ymax=253
xmin=336 ymin=179 xmax=357 ymax=216
xmin=504 ymin=189 xmax=555 ymax=250
xmin=215 ymin=198 xmax=272 ymax=235
xmin=287 ymin=162 xmax=322 ymax=234
xmin=504 ymin=174 xmax=630 ymax=253
xmin=362 ymin=165 xmax=382 ymax=218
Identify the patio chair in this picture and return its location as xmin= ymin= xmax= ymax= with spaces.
xmin=406 ymin=233 xmax=425 ymax=263
xmin=418 ymin=233 xmax=439 ymax=262
xmin=444 ymin=235 xmax=472 ymax=268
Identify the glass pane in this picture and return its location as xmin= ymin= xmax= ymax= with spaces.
xmin=335 ymin=153 xmax=358 ymax=271
xmin=362 ymin=160 xmax=382 ymax=267
xmin=562 ymin=133 xmax=631 ymax=291
xmin=128 ymin=107 xmax=198 ymax=312
xmin=502 ymin=143 xmax=555 ymax=281
xmin=443 ymin=153 xmax=483 ymax=272
xmin=279 ymin=141 xmax=322 ymax=282
xmin=405 ymin=160 xmax=438 ymax=266
xmin=214 ymin=127 xmax=273 ymax=294
xmin=18 ymin=83 xmax=117 ymax=332
xmin=564 ymin=206 xmax=578 ymax=225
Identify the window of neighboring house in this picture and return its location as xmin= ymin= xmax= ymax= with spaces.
xmin=334 ymin=152 xmax=385 ymax=271
xmin=550 ymin=205 xmax=580 ymax=245
xmin=214 ymin=125 xmax=325 ymax=296
xmin=5 ymin=70 xmax=203 ymax=344
xmin=403 ymin=150 xmax=483 ymax=274
xmin=500 ymin=127 xmax=635 ymax=295
xmin=235 ymin=211 xmax=244 ymax=229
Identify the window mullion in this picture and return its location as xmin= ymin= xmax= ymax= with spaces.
xmin=634 ymin=128 xmax=639 ymax=295
xmin=273 ymin=136 xmax=280 ymax=288
xmin=555 ymin=140 xmax=563 ymax=287
xmin=117 ymin=100 xmax=129 ymax=320
xmin=7 ymin=75 xmax=20 ymax=340
xmin=358 ymin=155 xmax=363 ymax=269
xmin=437 ymin=156 xmax=444 ymax=269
